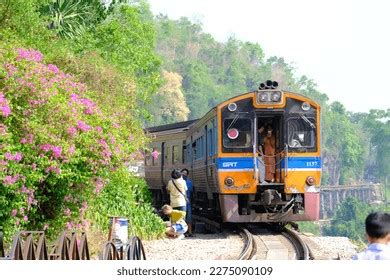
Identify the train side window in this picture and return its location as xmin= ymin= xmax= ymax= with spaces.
xmin=165 ymin=146 xmax=170 ymax=165
xmin=208 ymin=128 xmax=213 ymax=156
xmin=172 ymin=145 xmax=180 ymax=164
xmin=182 ymin=145 xmax=187 ymax=164
xmin=200 ymin=136 xmax=204 ymax=158
xmin=287 ymin=117 xmax=316 ymax=151
xmin=145 ymin=150 xmax=152 ymax=166
xmin=192 ymin=141 xmax=197 ymax=160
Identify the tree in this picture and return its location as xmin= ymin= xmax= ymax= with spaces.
xmin=322 ymin=102 xmax=366 ymax=185
xmin=148 ymin=71 xmax=190 ymax=125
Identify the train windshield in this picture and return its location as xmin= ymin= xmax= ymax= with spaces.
xmin=287 ymin=117 xmax=316 ymax=150
xmin=223 ymin=118 xmax=252 ymax=149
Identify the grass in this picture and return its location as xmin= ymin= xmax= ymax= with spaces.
xmin=296 ymin=221 xmax=321 ymax=235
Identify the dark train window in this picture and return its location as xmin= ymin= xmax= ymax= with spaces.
xmin=164 ymin=146 xmax=170 ymax=165
xmin=172 ymin=145 xmax=180 ymax=164
xmin=287 ymin=117 xmax=316 ymax=150
xmin=207 ymin=128 xmax=213 ymax=156
xmin=223 ymin=118 xmax=252 ymax=149
xmin=145 ymin=150 xmax=152 ymax=166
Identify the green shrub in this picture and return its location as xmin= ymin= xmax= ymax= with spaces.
xmin=87 ymin=167 xmax=165 ymax=239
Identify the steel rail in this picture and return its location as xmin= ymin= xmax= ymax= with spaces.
xmin=281 ymin=227 xmax=310 ymax=260
xmin=237 ymin=227 xmax=255 ymax=260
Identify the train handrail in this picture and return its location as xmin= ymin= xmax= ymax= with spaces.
xmin=285 ymin=144 xmax=288 ymax=178
xmin=253 ymin=116 xmax=258 ymax=181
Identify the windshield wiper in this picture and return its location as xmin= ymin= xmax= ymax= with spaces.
xmin=300 ymin=113 xmax=316 ymax=129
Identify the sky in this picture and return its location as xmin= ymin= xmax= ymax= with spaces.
xmin=148 ymin=0 xmax=390 ymax=113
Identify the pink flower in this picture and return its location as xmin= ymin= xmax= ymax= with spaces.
xmin=51 ymin=146 xmax=62 ymax=159
xmin=45 ymin=166 xmax=61 ymax=174
xmin=20 ymin=138 xmax=27 ymax=144
xmin=64 ymin=208 xmax=71 ymax=216
xmin=16 ymin=48 xmax=43 ymax=62
xmin=84 ymin=107 xmax=94 ymax=115
xmin=4 ymin=152 xmax=13 ymax=160
xmin=68 ymin=145 xmax=75 ymax=155
xmin=47 ymin=64 xmax=59 ymax=73
xmin=3 ymin=175 xmax=18 ymax=185
xmin=94 ymin=178 xmax=104 ymax=195
xmin=1 ymin=105 xmax=11 ymax=117
xmin=11 ymin=209 xmax=17 ymax=217
xmin=70 ymin=93 xmax=79 ymax=101
xmin=77 ymin=120 xmax=91 ymax=132
xmin=3 ymin=63 xmax=17 ymax=77
xmin=23 ymin=215 xmax=28 ymax=222
xmin=20 ymin=185 xmax=28 ymax=193
xmin=67 ymin=126 xmax=77 ymax=137
xmin=19 ymin=207 xmax=25 ymax=214
xmin=15 ymin=219 xmax=20 ymax=226
xmin=4 ymin=152 xmax=22 ymax=161
xmin=96 ymin=126 xmax=103 ymax=133
xmin=151 ymin=149 xmax=160 ymax=160
xmin=14 ymin=152 xmax=23 ymax=161
xmin=66 ymin=222 xmax=73 ymax=230
xmin=40 ymin=144 xmax=52 ymax=152
xmin=31 ymin=163 xmax=37 ymax=170
xmin=0 ymin=93 xmax=11 ymax=117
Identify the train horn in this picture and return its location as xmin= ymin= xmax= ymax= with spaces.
xmin=259 ymin=82 xmax=266 ymax=90
xmin=259 ymin=80 xmax=279 ymax=90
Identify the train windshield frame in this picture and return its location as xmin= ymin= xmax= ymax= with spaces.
xmin=287 ymin=117 xmax=317 ymax=151
xmin=222 ymin=117 xmax=253 ymax=152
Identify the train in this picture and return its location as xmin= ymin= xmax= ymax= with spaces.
xmin=144 ymin=80 xmax=321 ymax=223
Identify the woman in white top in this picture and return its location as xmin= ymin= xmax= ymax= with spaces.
xmin=166 ymin=169 xmax=188 ymax=212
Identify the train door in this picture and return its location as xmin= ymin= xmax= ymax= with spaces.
xmin=257 ymin=114 xmax=284 ymax=184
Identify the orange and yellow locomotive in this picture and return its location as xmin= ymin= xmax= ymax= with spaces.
xmin=145 ymin=81 xmax=321 ymax=223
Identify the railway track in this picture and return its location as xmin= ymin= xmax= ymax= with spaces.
xmin=238 ymin=225 xmax=311 ymax=260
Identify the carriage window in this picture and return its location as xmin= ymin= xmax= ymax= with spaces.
xmin=208 ymin=128 xmax=213 ymax=156
xmin=288 ymin=118 xmax=316 ymax=150
xmin=164 ymin=146 xmax=170 ymax=165
xmin=172 ymin=145 xmax=180 ymax=164
xmin=145 ymin=150 xmax=152 ymax=166
xmin=223 ymin=118 xmax=252 ymax=149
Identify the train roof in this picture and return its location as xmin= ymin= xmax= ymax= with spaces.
xmin=145 ymin=119 xmax=198 ymax=133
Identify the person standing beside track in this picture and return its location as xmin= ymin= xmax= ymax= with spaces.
xmin=167 ymin=169 xmax=188 ymax=212
xmin=181 ymin=168 xmax=194 ymax=237
xmin=353 ymin=212 xmax=390 ymax=260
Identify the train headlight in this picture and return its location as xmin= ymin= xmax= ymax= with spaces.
xmin=306 ymin=176 xmax=315 ymax=186
xmin=271 ymin=92 xmax=281 ymax=102
xmin=228 ymin=102 xmax=237 ymax=112
xmin=301 ymin=102 xmax=311 ymax=111
xmin=227 ymin=128 xmax=239 ymax=139
xmin=225 ymin=177 xmax=234 ymax=186
xmin=259 ymin=92 xmax=268 ymax=102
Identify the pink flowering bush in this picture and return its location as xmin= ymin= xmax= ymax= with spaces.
xmin=0 ymin=45 xmax=162 ymax=239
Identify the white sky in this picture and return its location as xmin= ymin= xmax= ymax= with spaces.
xmin=148 ymin=0 xmax=390 ymax=113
